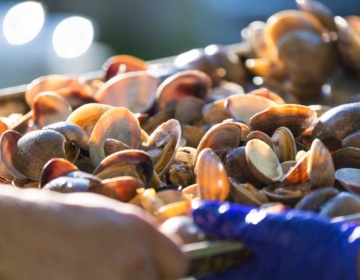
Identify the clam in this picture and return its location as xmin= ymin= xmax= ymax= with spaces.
xmin=89 ymin=107 xmax=141 ymax=167
xmin=246 ymin=131 xmax=274 ymax=151
xmin=229 ymin=178 xmax=268 ymax=206
xmin=295 ymin=186 xmax=339 ymax=213
xmin=93 ymin=150 xmax=154 ymax=188
xmin=224 ymin=146 xmax=265 ymax=189
xmin=32 ymin=92 xmax=72 ymax=129
xmin=102 ymin=54 xmax=149 ymax=81
xmin=335 ymin=168 xmax=360 ymax=195
xmin=99 ymin=176 xmax=144 ymax=202
xmin=0 ymin=120 xmax=9 ymax=136
xmin=245 ymin=139 xmax=283 ymax=185
xmin=202 ymin=99 xmax=231 ymax=126
xmin=225 ymin=93 xmax=278 ymax=124
xmin=195 ymin=148 xmax=230 ymax=201
xmin=66 ymin=103 xmax=113 ymax=136
xmin=167 ymin=162 xmax=195 ymax=188
xmin=312 ymin=102 xmax=360 ymax=142
xmin=271 ymin=127 xmax=297 ymax=162
xmin=306 ymin=138 xmax=335 ymax=189
xmin=142 ymin=119 xmax=182 ymax=177
xmin=262 ymin=181 xmax=312 ymax=206
xmin=25 ymin=74 xmax=94 ymax=109
xmin=40 ymin=158 xmax=78 ymax=188
xmin=342 ymin=129 xmax=360 ymax=148
xmin=182 ymin=125 xmax=206 ymax=149
xmin=174 ymin=96 xmax=205 ymax=126
xmin=156 ymin=70 xmax=211 ymax=111
xmin=94 ymin=71 xmax=160 ymax=113
xmin=195 ymin=121 xmax=243 ymax=162
xmin=332 ymin=147 xmax=360 ymax=170
xmin=1 ymin=130 xmax=69 ymax=181
xmin=319 ymin=192 xmax=360 ymax=218
xmin=250 ymin=104 xmax=317 ymax=137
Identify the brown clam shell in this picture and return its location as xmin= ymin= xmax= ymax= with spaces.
xmin=143 ymin=119 xmax=182 ymax=177
xmin=40 ymin=158 xmax=78 ymax=188
xmin=332 ymin=147 xmax=360 ymax=170
xmin=156 ymin=70 xmax=211 ymax=111
xmin=66 ymin=103 xmax=113 ymax=136
xmin=195 ymin=122 xmax=242 ymax=162
xmin=271 ymin=127 xmax=297 ymax=162
xmin=94 ymin=72 xmax=159 ymax=113
xmin=93 ymin=150 xmax=153 ymax=188
xmin=89 ymin=107 xmax=141 ymax=167
xmin=25 ymin=74 xmax=94 ymax=108
xmin=225 ymin=93 xmax=278 ymax=124
xmin=195 ymin=148 xmax=230 ymax=201
xmin=32 ymin=92 xmax=72 ymax=128
xmin=250 ymin=104 xmax=317 ymax=137
xmin=102 ymin=54 xmax=149 ymax=81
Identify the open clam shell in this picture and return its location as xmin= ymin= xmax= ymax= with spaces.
xmin=156 ymin=70 xmax=211 ymax=111
xmin=225 ymin=93 xmax=278 ymax=124
xmin=102 ymin=54 xmax=149 ymax=81
xmin=67 ymin=103 xmax=113 ymax=136
xmin=246 ymin=139 xmax=284 ymax=185
xmin=93 ymin=150 xmax=154 ymax=188
xmin=89 ymin=107 xmax=141 ymax=167
xmin=95 ymin=71 xmax=159 ymax=113
xmin=271 ymin=126 xmax=297 ymax=162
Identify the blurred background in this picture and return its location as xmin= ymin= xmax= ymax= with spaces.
xmin=0 ymin=0 xmax=359 ymax=89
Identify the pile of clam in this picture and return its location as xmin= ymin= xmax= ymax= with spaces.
xmin=1 ymin=0 xmax=360 ymax=242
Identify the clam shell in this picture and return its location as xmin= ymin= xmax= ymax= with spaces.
xmin=89 ymin=107 xmax=141 ymax=167
xmin=250 ymin=104 xmax=317 ymax=137
xmin=195 ymin=148 xmax=230 ymax=201
xmin=245 ymin=139 xmax=283 ymax=185
xmin=95 ymin=71 xmax=159 ymax=113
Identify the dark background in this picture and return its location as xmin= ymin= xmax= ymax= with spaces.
xmin=0 ymin=0 xmax=360 ymax=88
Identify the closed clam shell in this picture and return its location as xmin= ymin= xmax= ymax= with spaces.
xmin=342 ymin=129 xmax=360 ymax=148
xmin=225 ymin=93 xmax=278 ymax=124
xmin=182 ymin=125 xmax=206 ymax=149
xmin=89 ymin=107 xmax=141 ymax=167
xmin=10 ymin=130 xmax=68 ymax=181
xmin=174 ymin=96 xmax=205 ymax=125
xmin=67 ymin=103 xmax=113 ymax=136
xmin=250 ymin=104 xmax=317 ymax=137
xmin=25 ymin=74 xmax=94 ymax=108
xmin=295 ymin=187 xmax=339 ymax=213
xmin=202 ymin=99 xmax=231 ymax=126
xmin=102 ymin=54 xmax=149 ymax=81
xmin=332 ymin=147 xmax=360 ymax=170
xmin=156 ymin=70 xmax=211 ymax=110
xmin=195 ymin=122 xmax=242 ymax=162
xmin=335 ymin=168 xmax=360 ymax=195
xmin=312 ymin=102 xmax=360 ymax=141
xmin=95 ymin=71 xmax=159 ymax=113
xmin=195 ymin=148 xmax=230 ymax=201
xmin=245 ymin=139 xmax=283 ymax=185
